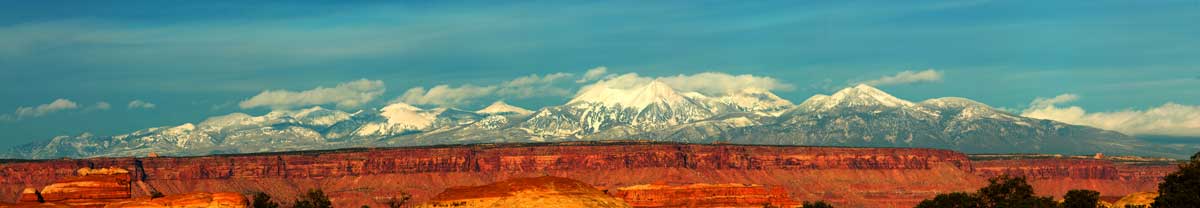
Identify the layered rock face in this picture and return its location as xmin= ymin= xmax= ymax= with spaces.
xmin=0 ymin=142 xmax=1179 ymax=208
xmin=611 ymin=183 xmax=799 ymax=207
xmin=419 ymin=176 xmax=630 ymax=208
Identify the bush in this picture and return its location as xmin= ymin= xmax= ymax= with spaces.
xmin=1060 ymin=189 xmax=1099 ymax=208
xmin=1152 ymin=151 xmax=1200 ymax=208
xmin=250 ymin=192 xmax=279 ymax=208
xmin=802 ymin=201 xmax=834 ymax=208
xmin=293 ymin=189 xmax=333 ymax=208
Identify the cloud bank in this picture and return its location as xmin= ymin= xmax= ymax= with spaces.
xmin=240 ymin=79 xmax=385 ymax=110
xmin=399 ymin=73 xmax=574 ymax=106
xmin=1021 ymin=94 xmax=1200 ymax=137
xmin=580 ymin=72 xmax=793 ymax=96
xmin=860 ymin=69 xmax=943 ymax=86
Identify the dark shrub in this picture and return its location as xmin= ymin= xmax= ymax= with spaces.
xmin=1152 ymin=151 xmax=1200 ymax=208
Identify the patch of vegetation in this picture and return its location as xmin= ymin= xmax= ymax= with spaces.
xmin=1152 ymin=151 xmax=1200 ymax=207
xmin=251 ymin=192 xmax=279 ymax=208
xmin=1060 ymin=189 xmax=1099 ymax=208
xmin=916 ymin=175 xmax=1058 ymax=208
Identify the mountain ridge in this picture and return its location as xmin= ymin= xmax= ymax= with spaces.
xmin=5 ymin=84 xmax=1192 ymax=159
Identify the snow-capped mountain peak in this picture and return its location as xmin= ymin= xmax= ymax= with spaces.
xmin=379 ymin=102 xmax=433 ymax=127
xmin=476 ymin=101 xmax=533 ymax=115
xmin=569 ymin=79 xmax=689 ymax=109
xmin=715 ymin=87 xmax=794 ymax=115
xmin=800 ymin=84 xmax=914 ymax=110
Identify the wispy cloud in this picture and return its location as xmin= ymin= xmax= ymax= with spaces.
xmin=1021 ymin=93 xmax=1200 ymax=137
xmin=576 ymin=66 xmax=609 ymax=83
xmin=91 ymin=102 xmax=112 ymax=111
xmin=1 ymin=99 xmax=80 ymax=121
xmin=859 ymin=69 xmax=943 ymax=86
xmin=127 ymin=100 xmax=157 ymax=109
xmin=240 ymin=79 xmax=385 ymax=110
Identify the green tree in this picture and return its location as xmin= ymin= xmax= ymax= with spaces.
xmin=1060 ymin=189 xmax=1099 ymax=208
xmin=802 ymin=201 xmax=834 ymax=208
xmin=1152 ymin=151 xmax=1200 ymax=208
xmin=915 ymin=192 xmax=981 ymax=208
xmin=251 ymin=192 xmax=279 ymax=208
xmin=293 ymin=189 xmax=333 ymax=208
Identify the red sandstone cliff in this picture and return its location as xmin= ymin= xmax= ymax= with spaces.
xmin=0 ymin=142 xmax=1178 ymax=208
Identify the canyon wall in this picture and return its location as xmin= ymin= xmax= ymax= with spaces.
xmin=0 ymin=142 xmax=1177 ymax=208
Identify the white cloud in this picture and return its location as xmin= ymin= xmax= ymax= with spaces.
xmin=3 ymin=99 xmax=80 ymax=120
xmin=239 ymin=79 xmax=385 ymax=109
xmin=127 ymin=100 xmax=157 ymax=109
xmin=398 ymin=73 xmax=575 ymax=106
xmin=1028 ymin=93 xmax=1079 ymax=108
xmin=576 ymin=66 xmax=609 ymax=83
xmin=1021 ymin=94 xmax=1200 ymax=137
xmin=582 ymin=72 xmax=793 ymax=96
xmin=860 ymin=69 xmax=943 ymax=86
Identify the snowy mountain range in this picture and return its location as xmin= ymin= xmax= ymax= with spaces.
xmin=5 ymin=83 xmax=1191 ymax=159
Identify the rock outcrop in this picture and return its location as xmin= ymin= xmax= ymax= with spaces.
xmin=419 ymin=176 xmax=629 ymax=208
xmin=611 ymin=183 xmax=799 ymax=207
xmin=38 ymin=167 xmax=131 ymax=202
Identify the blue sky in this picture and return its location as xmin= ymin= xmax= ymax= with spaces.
xmin=1 ymin=1 xmax=1198 ymax=148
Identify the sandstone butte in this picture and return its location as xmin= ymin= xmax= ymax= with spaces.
xmin=1 ymin=167 xmax=246 ymax=208
xmin=418 ymin=176 xmax=630 ymax=208
xmin=0 ymin=141 xmax=1180 ymax=208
